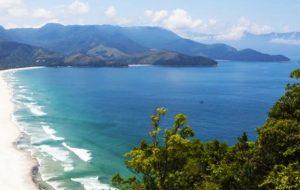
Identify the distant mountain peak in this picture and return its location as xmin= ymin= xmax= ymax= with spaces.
xmin=42 ymin=23 xmax=64 ymax=28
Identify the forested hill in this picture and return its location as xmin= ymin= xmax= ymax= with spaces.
xmin=0 ymin=41 xmax=217 ymax=69
xmin=0 ymin=41 xmax=124 ymax=69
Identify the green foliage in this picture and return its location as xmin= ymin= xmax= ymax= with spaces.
xmin=260 ymin=162 xmax=300 ymax=190
xmin=268 ymin=84 xmax=300 ymax=121
xmin=290 ymin=69 xmax=300 ymax=79
xmin=112 ymin=69 xmax=300 ymax=190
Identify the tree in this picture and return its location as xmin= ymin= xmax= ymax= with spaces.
xmin=260 ymin=162 xmax=300 ymax=189
xmin=290 ymin=69 xmax=300 ymax=79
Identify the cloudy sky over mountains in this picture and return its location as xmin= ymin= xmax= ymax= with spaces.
xmin=0 ymin=0 xmax=299 ymax=41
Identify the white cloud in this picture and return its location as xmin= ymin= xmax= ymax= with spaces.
xmin=68 ymin=0 xmax=89 ymax=14
xmin=144 ymin=9 xmax=197 ymax=33
xmin=215 ymin=17 xmax=272 ymax=40
xmin=144 ymin=10 xmax=273 ymax=41
xmin=0 ymin=0 xmax=23 ymax=10
xmin=283 ymin=25 xmax=292 ymax=33
xmin=3 ymin=23 xmax=18 ymax=29
xmin=144 ymin=9 xmax=219 ymax=38
xmin=32 ymin=8 xmax=54 ymax=19
xmin=7 ymin=7 xmax=28 ymax=17
xmin=104 ymin=6 xmax=131 ymax=25
xmin=0 ymin=0 xmax=28 ymax=17
xmin=144 ymin=10 xmax=153 ymax=17
xmin=0 ymin=0 xmax=92 ymax=28
xmin=105 ymin=6 xmax=117 ymax=18
xmin=30 ymin=1 xmax=90 ymax=27
xmin=239 ymin=17 xmax=272 ymax=34
xmin=270 ymin=38 xmax=300 ymax=45
xmin=163 ymin=9 xmax=202 ymax=30
xmin=144 ymin=10 xmax=168 ymax=23
xmin=208 ymin=19 xmax=217 ymax=26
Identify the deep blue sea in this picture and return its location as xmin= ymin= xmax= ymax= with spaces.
xmin=4 ymin=61 xmax=299 ymax=190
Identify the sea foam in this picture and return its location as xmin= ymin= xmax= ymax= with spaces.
xmin=71 ymin=177 xmax=116 ymax=190
xmin=42 ymin=125 xmax=65 ymax=141
xmin=16 ymin=94 xmax=34 ymax=101
xmin=62 ymin=142 xmax=92 ymax=162
xmin=24 ymin=102 xmax=47 ymax=116
xmin=128 ymin=64 xmax=151 ymax=67
xmin=46 ymin=181 xmax=67 ymax=190
xmin=38 ymin=145 xmax=74 ymax=171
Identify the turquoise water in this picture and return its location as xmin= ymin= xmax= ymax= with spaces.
xmin=5 ymin=61 xmax=299 ymax=189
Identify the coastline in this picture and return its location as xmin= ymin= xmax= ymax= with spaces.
xmin=0 ymin=68 xmax=41 ymax=190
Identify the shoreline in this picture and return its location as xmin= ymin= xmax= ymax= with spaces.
xmin=0 ymin=68 xmax=40 ymax=190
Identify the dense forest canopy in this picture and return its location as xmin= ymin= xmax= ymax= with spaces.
xmin=112 ymin=69 xmax=300 ymax=190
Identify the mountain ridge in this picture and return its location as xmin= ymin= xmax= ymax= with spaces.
xmin=195 ymin=31 xmax=300 ymax=59
xmin=1 ymin=24 xmax=290 ymax=62
xmin=119 ymin=27 xmax=290 ymax=62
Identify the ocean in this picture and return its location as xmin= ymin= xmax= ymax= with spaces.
xmin=3 ymin=61 xmax=299 ymax=190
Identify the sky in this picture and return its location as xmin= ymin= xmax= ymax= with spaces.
xmin=0 ymin=0 xmax=299 ymax=41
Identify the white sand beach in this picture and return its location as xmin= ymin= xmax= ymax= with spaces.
xmin=0 ymin=70 xmax=38 ymax=190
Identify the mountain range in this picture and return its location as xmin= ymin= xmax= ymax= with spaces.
xmin=0 ymin=23 xmax=291 ymax=69
xmin=196 ymin=31 xmax=300 ymax=60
